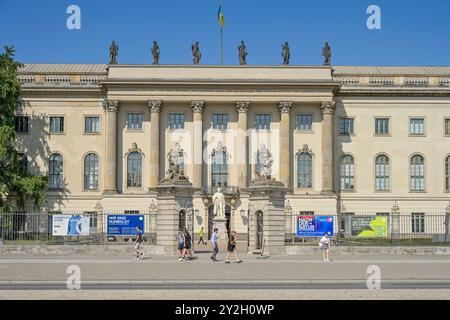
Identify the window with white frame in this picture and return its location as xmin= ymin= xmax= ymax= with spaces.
xmin=296 ymin=114 xmax=313 ymax=131
xmin=411 ymin=213 xmax=425 ymax=233
xmin=212 ymin=114 xmax=228 ymax=130
xmin=127 ymin=152 xmax=142 ymax=187
xmin=410 ymin=155 xmax=425 ymax=191
xmin=15 ymin=116 xmax=29 ymax=133
xmin=168 ymin=113 xmax=185 ymax=130
xmin=84 ymin=116 xmax=100 ymax=134
xmin=84 ymin=153 xmax=99 ymax=190
xmin=127 ymin=113 xmax=143 ymax=130
xmin=339 ymin=118 xmax=354 ymax=135
xmin=375 ymin=118 xmax=389 ymax=135
xmin=340 ymin=155 xmax=355 ymax=191
xmin=48 ymin=153 xmax=64 ymax=189
xmin=375 ymin=154 xmax=390 ymax=191
xmin=445 ymin=119 xmax=450 ymax=136
xmin=410 ymin=118 xmax=425 ymax=135
xmin=50 ymin=116 xmax=64 ymax=133
xmin=254 ymin=114 xmax=271 ymax=130
xmin=297 ymin=153 xmax=313 ymax=188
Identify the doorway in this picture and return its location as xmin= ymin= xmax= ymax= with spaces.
xmin=179 ymin=210 xmax=186 ymax=232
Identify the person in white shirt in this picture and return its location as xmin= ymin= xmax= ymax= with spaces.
xmin=210 ymin=228 xmax=219 ymax=262
xmin=319 ymin=232 xmax=331 ymax=262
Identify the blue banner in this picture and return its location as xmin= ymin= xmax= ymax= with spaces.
xmin=296 ymin=216 xmax=334 ymax=237
xmin=107 ymin=215 xmax=144 ymax=236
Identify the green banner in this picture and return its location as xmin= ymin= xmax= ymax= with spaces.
xmin=351 ymin=216 xmax=388 ymax=238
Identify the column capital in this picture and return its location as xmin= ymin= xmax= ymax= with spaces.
xmin=102 ymin=99 xmax=119 ymax=112
xmin=148 ymin=100 xmax=163 ymax=113
xmin=320 ymin=101 xmax=336 ymax=115
xmin=236 ymin=101 xmax=250 ymax=113
xmin=190 ymin=100 xmax=205 ymax=113
xmin=278 ymin=101 xmax=293 ymax=113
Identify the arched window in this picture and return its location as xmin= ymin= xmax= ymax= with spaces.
xmin=375 ymin=154 xmax=390 ymax=191
xmin=84 ymin=153 xmax=99 ymax=190
xmin=410 ymin=155 xmax=425 ymax=191
xmin=340 ymin=155 xmax=355 ymax=191
xmin=446 ymin=156 xmax=450 ymax=192
xmin=18 ymin=153 xmax=28 ymax=175
xmin=127 ymin=151 xmax=142 ymax=187
xmin=297 ymin=153 xmax=312 ymax=188
xmin=211 ymin=143 xmax=228 ymax=187
xmin=49 ymin=153 xmax=64 ymax=189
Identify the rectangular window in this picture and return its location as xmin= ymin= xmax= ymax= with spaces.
xmin=168 ymin=113 xmax=185 ymax=130
xmin=296 ymin=114 xmax=313 ymax=131
xmin=255 ymin=114 xmax=271 ymax=130
xmin=212 ymin=114 xmax=228 ymax=130
xmin=15 ymin=116 xmax=29 ymax=133
xmin=411 ymin=213 xmax=425 ymax=233
xmin=410 ymin=118 xmax=425 ymax=135
xmin=127 ymin=113 xmax=143 ymax=130
xmin=124 ymin=210 xmax=140 ymax=214
xmin=339 ymin=118 xmax=354 ymax=135
xmin=49 ymin=116 xmax=64 ymax=133
xmin=445 ymin=119 xmax=450 ymax=136
xmin=84 ymin=117 xmax=100 ymax=133
xmin=375 ymin=118 xmax=389 ymax=135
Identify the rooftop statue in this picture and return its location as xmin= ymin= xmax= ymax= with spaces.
xmin=322 ymin=42 xmax=332 ymax=66
xmin=151 ymin=41 xmax=160 ymax=65
xmin=238 ymin=41 xmax=247 ymax=65
xmin=282 ymin=42 xmax=290 ymax=65
xmin=192 ymin=41 xmax=201 ymax=65
xmin=109 ymin=40 xmax=118 ymax=64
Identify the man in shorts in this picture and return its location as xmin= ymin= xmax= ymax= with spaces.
xmin=135 ymin=226 xmax=144 ymax=260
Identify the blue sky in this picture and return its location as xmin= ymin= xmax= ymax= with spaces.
xmin=0 ymin=0 xmax=449 ymax=66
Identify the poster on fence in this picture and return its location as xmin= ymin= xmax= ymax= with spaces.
xmin=297 ymin=216 xmax=334 ymax=237
xmin=351 ymin=216 xmax=388 ymax=237
xmin=52 ymin=215 xmax=90 ymax=236
xmin=107 ymin=215 xmax=144 ymax=236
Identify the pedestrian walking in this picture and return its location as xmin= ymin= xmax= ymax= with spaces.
xmin=176 ymin=230 xmax=186 ymax=261
xmin=225 ymin=231 xmax=242 ymax=264
xmin=134 ymin=226 xmax=144 ymax=260
xmin=197 ymin=226 xmax=207 ymax=245
xmin=210 ymin=228 xmax=219 ymax=262
xmin=184 ymin=228 xmax=193 ymax=260
xmin=319 ymin=232 xmax=331 ymax=262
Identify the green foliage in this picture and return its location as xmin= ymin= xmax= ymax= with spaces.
xmin=0 ymin=46 xmax=47 ymax=212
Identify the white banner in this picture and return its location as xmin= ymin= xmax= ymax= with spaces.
xmin=52 ymin=215 xmax=90 ymax=236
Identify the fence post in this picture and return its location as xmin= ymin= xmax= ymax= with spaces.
xmin=40 ymin=207 xmax=49 ymax=243
xmin=391 ymin=202 xmax=400 ymax=245
xmin=445 ymin=203 xmax=450 ymax=244
xmin=95 ymin=201 xmax=103 ymax=244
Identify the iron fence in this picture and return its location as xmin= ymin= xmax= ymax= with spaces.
xmin=0 ymin=211 xmax=157 ymax=245
xmin=285 ymin=212 xmax=450 ymax=246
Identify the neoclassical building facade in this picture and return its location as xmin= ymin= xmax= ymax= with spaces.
xmin=15 ymin=64 xmax=450 ymax=240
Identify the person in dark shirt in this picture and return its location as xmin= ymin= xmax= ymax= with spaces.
xmin=225 ymin=231 xmax=242 ymax=264
xmin=135 ymin=226 xmax=144 ymax=260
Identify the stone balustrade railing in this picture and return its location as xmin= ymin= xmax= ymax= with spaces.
xmin=17 ymin=73 xmax=107 ymax=85
xmin=335 ymin=75 xmax=450 ymax=88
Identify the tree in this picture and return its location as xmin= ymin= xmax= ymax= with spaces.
xmin=0 ymin=46 xmax=47 ymax=212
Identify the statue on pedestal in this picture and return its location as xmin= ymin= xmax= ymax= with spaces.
xmin=192 ymin=41 xmax=201 ymax=65
xmin=109 ymin=40 xmax=119 ymax=64
xmin=282 ymin=42 xmax=290 ymax=65
xmin=212 ymin=188 xmax=225 ymax=219
xmin=151 ymin=41 xmax=160 ymax=65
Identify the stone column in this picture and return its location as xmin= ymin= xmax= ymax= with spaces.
xmin=102 ymin=99 xmax=119 ymax=193
xmin=320 ymin=101 xmax=336 ymax=194
xmin=278 ymin=101 xmax=292 ymax=188
xmin=149 ymin=100 xmax=163 ymax=189
xmin=236 ymin=101 xmax=250 ymax=188
xmin=191 ymin=101 xmax=205 ymax=189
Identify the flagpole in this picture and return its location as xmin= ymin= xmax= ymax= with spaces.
xmin=220 ymin=0 xmax=223 ymax=65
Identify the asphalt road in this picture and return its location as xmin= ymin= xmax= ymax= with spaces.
xmin=1 ymin=253 xmax=449 ymax=299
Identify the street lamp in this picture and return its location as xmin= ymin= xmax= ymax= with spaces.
xmin=240 ymin=209 xmax=247 ymax=219
xmin=194 ymin=209 xmax=200 ymax=218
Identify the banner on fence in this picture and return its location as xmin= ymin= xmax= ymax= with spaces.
xmin=297 ymin=216 xmax=334 ymax=237
xmin=52 ymin=215 xmax=90 ymax=236
xmin=351 ymin=216 xmax=388 ymax=237
xmin=107 ymin=215 xmax=144 ymax=236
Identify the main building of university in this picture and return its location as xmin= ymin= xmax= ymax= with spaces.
xmin=15 ymin=62 xmax=450 ymax=253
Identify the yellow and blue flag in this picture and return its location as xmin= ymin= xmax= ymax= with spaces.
xmin=218 ymin=2 xmax=224 ymax=27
